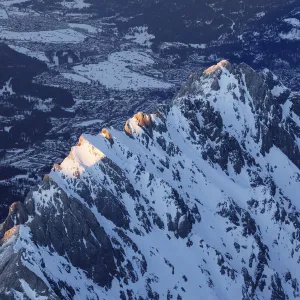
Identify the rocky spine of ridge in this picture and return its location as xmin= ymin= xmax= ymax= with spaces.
xmin=1 ymin=60 xmax=300 ymax=299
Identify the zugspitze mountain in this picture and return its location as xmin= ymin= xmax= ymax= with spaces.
xmin=1 ymin=61 xmax=300 ymax=299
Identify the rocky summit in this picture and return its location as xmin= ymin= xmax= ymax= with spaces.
xmin=1 ymin=61 xmax=300 ymax=299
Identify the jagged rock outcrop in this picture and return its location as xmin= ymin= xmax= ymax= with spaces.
xmin=1 ymin=60 xmax=300 ymax=299
xmin=124 ymin=112 xmax=153 ymax=136
xmin=101 ymin=128 xmax=113 ymax=140
xmin=0 ymin=202 xmax=28 ymax=240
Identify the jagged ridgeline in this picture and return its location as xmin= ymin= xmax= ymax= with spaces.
xmin=1 ymin=60 xmax=300 ymax=299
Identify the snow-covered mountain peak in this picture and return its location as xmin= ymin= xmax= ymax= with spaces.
xmin=175 ymin=60 xmax=300 ymax=165
xmin=203 ymin=59 xmax=232 ymax=76
xmin=1 ymin=61 xmax=300 ymax=299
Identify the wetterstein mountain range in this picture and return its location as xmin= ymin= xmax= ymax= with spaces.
xmin=1 ymin=60 xmax=300 ymax=299
xmin=1 ymin=0 xmax=300 ymax=221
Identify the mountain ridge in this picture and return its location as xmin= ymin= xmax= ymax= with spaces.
xmin=1 ymin=60 xmax=300 ymax=299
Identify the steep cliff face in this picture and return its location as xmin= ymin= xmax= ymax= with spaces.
xmin=1 ymin=61 xmax=300 ymax=299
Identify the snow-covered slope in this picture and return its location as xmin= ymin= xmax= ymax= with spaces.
xmin=1 ymin=61 xmax=300 ymax=299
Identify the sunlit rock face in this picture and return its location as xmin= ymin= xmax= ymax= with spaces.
xmin=1 ymin=61 xmax=300 ymax=299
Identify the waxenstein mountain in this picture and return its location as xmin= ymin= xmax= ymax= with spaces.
xmin=1 ymin=60 xmax=300 ymax=299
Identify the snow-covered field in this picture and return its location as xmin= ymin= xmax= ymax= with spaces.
xmin=8 ymin=45 xmax=49 ymax=62
xmin=61 ymin=72 xmax=91 ymax=83
xmin=110 ymin=51 xmax=155 ymax=68
xmin=74 ymin=119 xmax=103 ymax=127
xmin=0 ymin=0 xmax=29 ymax=7
xmin=279 ymin=28 xmax=300 ymax=40
xmin=68 ymin=23 xmax=99 ymax=34
xmin=160 ymin=42 xmax=207 ymax=50
xmin=73 ymin=51 xmax=173 ymax=90
xmin=61 ymin=0 xmax=90 ymax=9
xmin=280 ymin=18 xmax=300 ymax=40
xmin=284 ymin=18 xmax=300 ymax=28
xmin=0 ymin=29 xmax=86 ymax=43
xmin=190 ymin=43 xmax=207 ymax=49
xmin=0 ymin=8 xmax=8 ymax=19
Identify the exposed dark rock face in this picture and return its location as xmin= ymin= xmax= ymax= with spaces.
xmin=1 ymin=61 xmax=300 ymax=299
